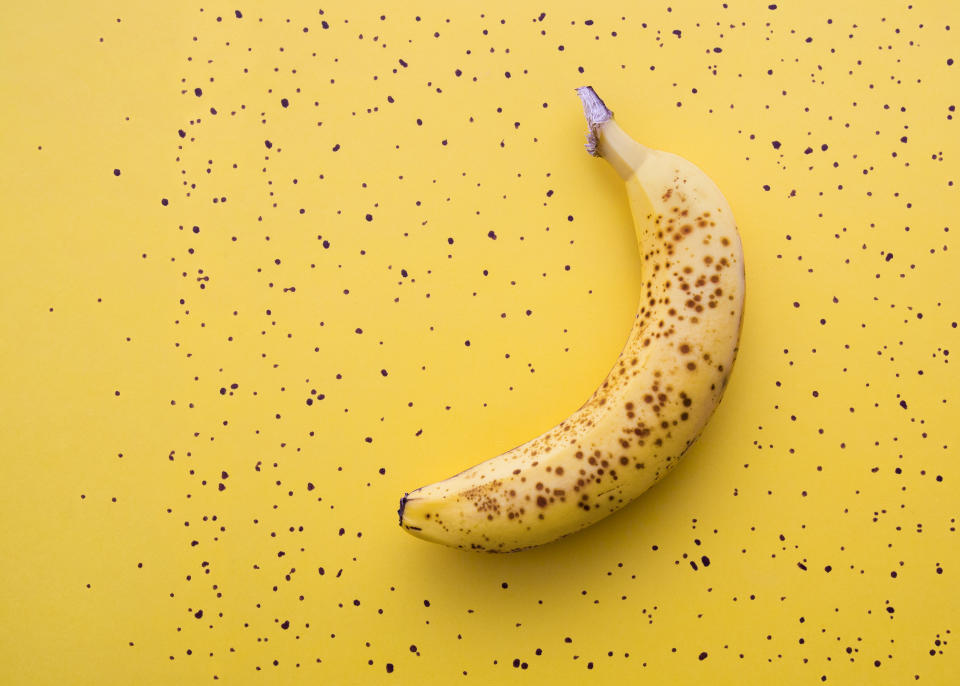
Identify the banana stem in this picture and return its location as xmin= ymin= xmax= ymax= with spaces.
xmin=576 ymin=86 xmax=649 ymax=180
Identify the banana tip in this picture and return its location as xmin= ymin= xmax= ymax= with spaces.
xmin=397 ymin=493 xmax=408 ymax=526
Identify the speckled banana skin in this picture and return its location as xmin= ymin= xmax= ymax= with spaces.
xmin=399 ymin=87 xmax=745 ymax=552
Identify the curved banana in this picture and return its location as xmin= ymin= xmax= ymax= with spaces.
xmin=398 ymin=86 xmax=745 ymax=552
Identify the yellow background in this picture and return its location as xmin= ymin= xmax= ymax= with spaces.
xmin=1 ymin=1 xmax=957 ymax=683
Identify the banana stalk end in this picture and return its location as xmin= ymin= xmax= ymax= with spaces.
xmin=576 ymin=86 xmax=613 ymax=156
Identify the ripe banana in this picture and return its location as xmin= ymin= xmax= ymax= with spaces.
xmin=398 ymin=86 xmax=745 ymax=552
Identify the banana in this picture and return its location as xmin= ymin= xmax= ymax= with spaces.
xmin=398 ymin=86 xmax=745 ymax=552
